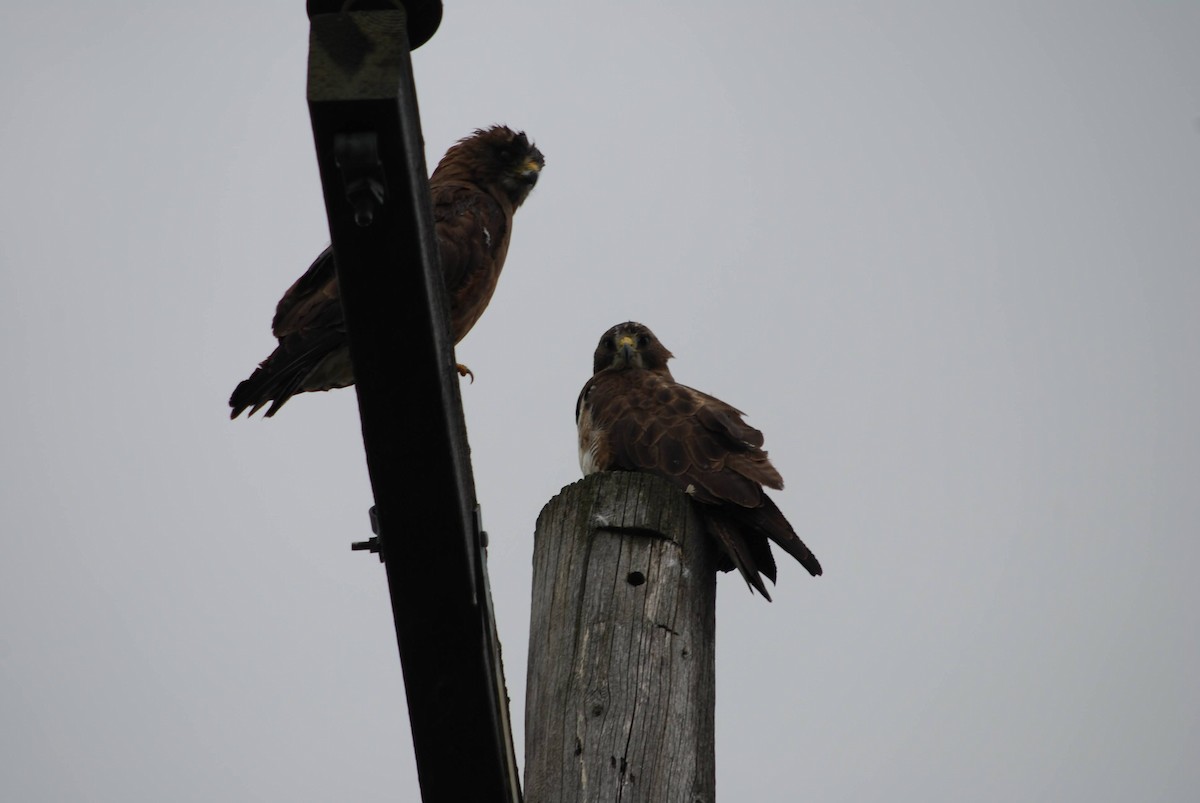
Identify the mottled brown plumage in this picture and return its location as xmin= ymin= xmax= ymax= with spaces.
xmin=230 ymin=125 xmax=544 ymax=418
xmin=576 ymin=322 xmax=821 ymax=600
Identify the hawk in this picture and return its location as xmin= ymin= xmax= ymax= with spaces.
xmin=576 ymin=322 xmax=822 ymax=600
xmin=229 ymin=125 xmax=544 ymax=418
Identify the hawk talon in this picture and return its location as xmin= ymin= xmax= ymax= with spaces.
xmin=457 ymin=363 xmax=475 ymax=383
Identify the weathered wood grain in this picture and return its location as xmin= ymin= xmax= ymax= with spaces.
xmin=525 ymin=472 xmax=716 ymax=803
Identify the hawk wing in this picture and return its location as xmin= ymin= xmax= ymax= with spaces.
xmin=579 ymin=370 xmax=822 ymax=598
xmin=229 ymin=248 xmax=351 ymax=418
xmin=229 ymin=125 xmax=542 ymax=419
xmin=271 ymin=246 xmax=339 ymax=339
xmin=432 ymin=181 xmax=512 ymax=340
xmin=228 ymin=182 xmax=513 ymax=419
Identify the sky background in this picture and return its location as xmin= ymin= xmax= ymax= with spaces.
xmin=2 ymin=2 xmax=1198 ymax=801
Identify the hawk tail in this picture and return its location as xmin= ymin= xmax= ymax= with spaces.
xmin=753 ymin=496 xmax=823 ymax=577
xmin=228 ymin=347 xmax=316 ymax=418
xmin=707 ymin=516 xmax=777 ymax=601
xmin=228 ymin=365 xmax=285 ymax=419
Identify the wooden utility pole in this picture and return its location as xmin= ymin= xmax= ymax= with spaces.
xmin=525 ymin=472 xmax=717 ymax=803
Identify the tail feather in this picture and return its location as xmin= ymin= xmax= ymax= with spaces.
xmin=229 ymin=347 xmax=315 ymax=419
xmin=707 ymin=515 xmax=775 ymax=601
xmin=699 ymin=494 xmax=821 ymax=600
xmin=228 ymin=360 xmax=289 ymax=419
xmin=751 ymin=496 xmax=823 ymax=577
xmin=229 ymin=330 xmax=351 ymax=418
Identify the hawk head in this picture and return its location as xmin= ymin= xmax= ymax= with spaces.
xmin=592 ymin=321 xmax=674 ymax=375
xmin=436 ymin=125 xmax=544 ymax=207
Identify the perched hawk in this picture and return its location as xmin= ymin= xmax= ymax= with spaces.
xmin=576 ymin=322 xmax=822 ymax=600
xmin=229 ymin=125 xmax=544 ymax=418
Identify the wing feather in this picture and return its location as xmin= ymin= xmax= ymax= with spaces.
xmin=272 ymin=247 xmax=338 ymax=337
xmin=578 ymin=365 xmax=821 ymax=596
xmin=231 ymin=127 xmax=536 ymax=418
xmin=433 ymin=182 xmax=510 ymax=339
xmin=588 ymin=372 xmax=775 ymax=506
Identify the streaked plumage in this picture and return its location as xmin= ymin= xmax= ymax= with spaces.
xmin=576 ymin=322 xmax=822 ymax=600
xmin=230 ymin=125 xmax=544 ymax=418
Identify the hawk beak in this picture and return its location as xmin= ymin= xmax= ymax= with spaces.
xmin=617 ymin=334 xmax=636 ymax=366
xmin=517 ymin=145 xmax=544 ymax=188
xmin=520 ymin=159 xmax=542 ymax=185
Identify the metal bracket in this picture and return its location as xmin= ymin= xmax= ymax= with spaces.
xmin=334 ymin=131 xmax=388 ymax=226
xmin=351 ymin=504 xmax=384 ymax=561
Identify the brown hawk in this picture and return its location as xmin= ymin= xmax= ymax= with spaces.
xmin=229 ymin=125 xmax=544 ymax=418
xmin=576 ymin=322 xmax=822 ymax=600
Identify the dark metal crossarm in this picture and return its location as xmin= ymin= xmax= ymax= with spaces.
xmin=305 ymin=4 xmax=520 ymax=801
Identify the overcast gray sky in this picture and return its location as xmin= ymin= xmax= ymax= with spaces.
xmin=3 ymin=2 xmax=1198 ymax=801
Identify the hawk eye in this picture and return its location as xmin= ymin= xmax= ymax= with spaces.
xmin=636 ymin=334 xmax=650 ymax=348
xmin=601 ymin=336 xmax=615 ymax=350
